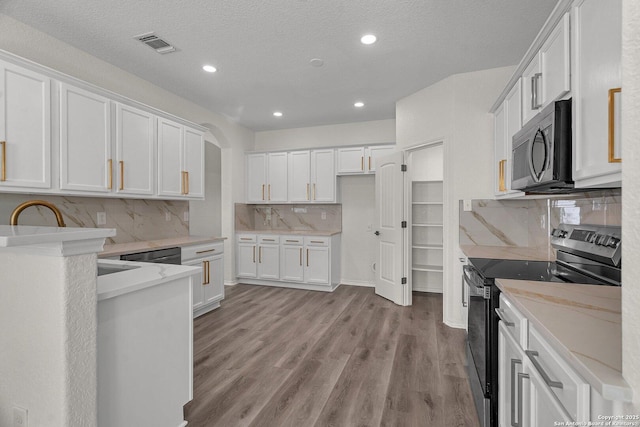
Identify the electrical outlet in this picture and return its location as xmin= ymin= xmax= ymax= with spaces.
xmin=183 ymin=211 xmax=189 ymax=222
xmin=463 ymin=200 xmax=473 ymax=212
xmin=165 ymin=212 xmax=171 ymax=222
xmin=96 ymin=212 xmax=106 ymax=226
xmin=13 ymin=406 xmax=27 ymax=427
xmin=321 ymin=211 xmax=326 ymax=220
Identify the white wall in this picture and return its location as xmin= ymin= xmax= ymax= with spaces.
xmin=621 ymin=0 xmax=640 ymax=413
xmin=254 ymin=119 xmax=395 ymax=286
xmin=254 ymin=119 xmax=396 ymax=151
xmin=396 ymin=65 xmax=515 ymax=327
xmin=0 ymin=14 xmax=254 ymax=283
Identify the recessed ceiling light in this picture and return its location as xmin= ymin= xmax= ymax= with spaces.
xmin=360 ymin=34 xmax=377 ymax=45
xmin=202 ymin=65 xmax=217 ymax=73
xmin=354 ymin=102 xmax=365 ymax=108
xmin=273 ymin=111 xmax=283 ymax=117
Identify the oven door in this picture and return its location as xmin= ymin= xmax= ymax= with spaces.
xmin=464 ymin=265 xmax=489 ymax=393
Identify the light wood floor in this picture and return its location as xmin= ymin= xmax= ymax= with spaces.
xmin=184 ymin=284 xmax=480 ymax=427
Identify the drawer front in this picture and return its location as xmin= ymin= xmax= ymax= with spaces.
xmin=304 ymin=236 xmax=329 ymax=246
xmin=237 ymin=234 xmax=257 ymax=244
xmin=182 ymin=241 xmax=224 ymax=261
xmin=281 ymin=236 xmax=303 ymax=245
xmin=258 ymin=235 xmax=280 ymax=245
xmin=527 ymin=326 xmax=590 ymax=421
xmin=498 ymin=294 xmax=527 ymax=347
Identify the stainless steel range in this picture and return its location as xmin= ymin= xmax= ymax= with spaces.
xmin=464 ymin=223 xmax=621 ymax=427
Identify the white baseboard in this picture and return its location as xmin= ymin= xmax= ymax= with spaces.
xmin=340 ymin=279 xmax=374 ymax=288
xmin=237 ymin=278 xmax=339 ymax=292
xmin=178 ymin=421 xmax=188 ymax=427
xmin=224 ymin=280 xmax=239 ymax=286
xmin=412 ymin=286 xmax=443 ymax=293
xmin=444 ymin=320 xmax=466 ymax=329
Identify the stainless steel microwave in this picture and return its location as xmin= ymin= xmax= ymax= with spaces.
xmin=511 ymin=99 xmax=573 ymax=193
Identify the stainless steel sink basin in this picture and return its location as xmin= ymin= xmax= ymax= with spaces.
xmin=97 ymin=263 xmax=140 ymax=276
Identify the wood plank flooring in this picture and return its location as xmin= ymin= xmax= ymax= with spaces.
xmin=184 ymin=284 xmax=480 ymax=427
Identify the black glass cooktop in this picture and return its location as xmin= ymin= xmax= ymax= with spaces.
xmin=468 ymin=258 xmax=620 ymax=286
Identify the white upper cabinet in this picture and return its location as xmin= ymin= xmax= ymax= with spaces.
xmin=572 ymin=0 xmax=622 ymax=188
xmin=494 ymin=102 xmax=507 ymax=196
xmin=157 ymin=117 xmax=204 ymax=199
xmin=336 ymin=145 xmax=394 ymax=175
xmin=494 ymin=81 xmax=524 ymax=198
xmin=288 ymin=150 xmax=311 ymax=202
xmin=522 ymin=13 xmax=571 ymax=126
xmin=266 ymin=153 xmax=288 ymax=202
xmin=60 ymin=83 xmax=111 ymax=193
xmin=311 ymin=149 xmax=335 ymax=202
xmin=336 ymin=146 xmax=365 ymax=174
xmin=0 ymin=60 xmax=51 ymax=190
xmin=115 ymin=103 xmax=155 ymax=196
xmin=246 ymin=152 xmax=288 ymax=203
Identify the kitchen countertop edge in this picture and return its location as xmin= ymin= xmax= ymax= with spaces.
xmin=100 ymin=235 xmax=226 ymax=258
xmin=235 ymin=230 xmax=341 ymax=236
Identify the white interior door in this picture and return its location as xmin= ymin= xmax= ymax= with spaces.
xmin=374 ymin=151 xmax=407 ymax=305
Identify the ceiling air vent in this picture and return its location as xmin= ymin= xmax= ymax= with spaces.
xmin=134 ymin=32 xmax=176 ymax=54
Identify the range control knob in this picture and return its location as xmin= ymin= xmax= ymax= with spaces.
xmin=595 ymin=234 xmax=607 ymax=246
xmin=606 ymin=236 xmax=620 ymax=248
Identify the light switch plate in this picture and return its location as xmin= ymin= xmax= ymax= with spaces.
xmin=97 ymin=212 xmax=107 ymax=226
xmin=463 ymin=200 xmax=473 ymax=212
xmin=13 ymin=406 xmax=27 ymax=427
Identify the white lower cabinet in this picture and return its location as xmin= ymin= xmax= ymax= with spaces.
xmin=498 ymin=294 xmax=591 ymax=426
xmin=236 ymin=233 xmax=340 ymax=290
xmin=182 ymin=241 xmax=224 ymax=318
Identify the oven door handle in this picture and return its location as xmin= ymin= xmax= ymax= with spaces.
xmin=463 ymin=264 xmax=490 ymax=299
xmin=495 ymin=308 xmax=515 ymax=327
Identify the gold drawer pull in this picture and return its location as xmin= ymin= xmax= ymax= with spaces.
xmin=286 ymin=239 xmax=299 ymax=242
xmin=196 ymin=249 xmax=216 ymax=254
xmin=310 ymin=240 xmax=324 ymax=244
xmin=107 ymin=159 xmax=113 ymax=189
xmin=299 ymin=248 xmax=302 ymax=266
xmin=306 ymin=249 xmax=309 ymax=266
xmin=240 ymin=237 xmax=253 ymax=241
xmin=498 ymin=159 xmax=506 ymax=192
xmin=263 ymin=238 xmax=275 ymax=242
xmin=361 ymin=156 xmax=364 ymax=171
xmin=369 ymin=156 xmax=372 ymax=170
xmin=253 ymin=245 xmax=256 ymax=263
xmin=1 ymin=141 xmax=6 ymax=181
xmin=119 ymin=160 xmax=124 ymax=190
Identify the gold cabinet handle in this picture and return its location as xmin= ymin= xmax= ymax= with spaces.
xmin=369 ymin=156 xmax=372 ymax=171
xmin=498 ymin=159 xmax=506 ymax=192
xmin=119 ymin=161 xmax=124 ymax=190
xmin=201 ymin=260 xmax=207 ymax=285
xmin=206 ymin=260 xmax=211 ymax=284
xmin=253 ymin=245 xmax=256 ymax=263
xmin=299 ymin=247 xmax=302 ymax=266
xmin=608 ymin=87 xmax=622 ymax=163
xmin=262 ymin=184 xmax=265 ymax=200
xmin=185 ymin=171 xmax=190 ymax=194
xmin=181 ymin=171 xmax=185 ymax=194
xmin=196 ymin=249 xmax=216 ymax=254
xmin=306 ymin=183 xmax=310 ymax=200
xmin=313 ymin=183 xmax=316 ymax=200
xmin=107 ymin=159 xmax=113 ymax=190
xmin=361 ymin=156 xmax=364 ymax=171
xmin=1 ymin=141 xmax=6 ymax=182
xmin=268 ymin=184 xmax=271 ymax=200
xmin=259 ymin=246 xmax=262 ymax=263
xmin=306 ymin=249 xmax=309 ymax=267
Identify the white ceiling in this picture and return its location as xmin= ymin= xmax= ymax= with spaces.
xmin=0 ymin=0 xmax=558 ymax=131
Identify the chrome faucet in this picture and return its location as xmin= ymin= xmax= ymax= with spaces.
xmin=10 ymin=200 xmax=66 ymax=227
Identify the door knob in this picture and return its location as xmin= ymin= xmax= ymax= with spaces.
xmin=374 ymin=231 xmax=380 ymax=236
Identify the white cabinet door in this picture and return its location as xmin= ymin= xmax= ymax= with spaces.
xmin=498 ymin=323 xmax=527 ymax=427
xmin=236 ymin=241 xmax=257 ymax=278
xmin=60 ymin=83 xmax=111 ymax=192
xmin=288 ymin=150 xmax=311 ymax=202
xmin=115 ymin=103 xmax=154 ymax=195
xmin=494 ymin=102 xmax=507 ymax=196
xmin=157 ymin=118 xmax=183 ymax=197
xmin=336 ymin=146 xmax=365 ymax=174
xmin=203 ymin=254 xmax=224 ymax=305
xmin=184 ymin=127 xmax=204 ymax=198
xmin=572 ymin=0 xmax=622 ymax=187
xmin=280 ymin=244 xmax=304 ymax=282
xmin=311 ymin=149 xmax=335 ymax=202
xmin=246 ymin=153 xmax=267 ymax=203
xmin=267 ymin=152 xmax=288 ymax=202
xmin=257 ymin=243 xmax=279 ymax=280
xmin=540 ymin=13 xmax=571 ymax=106
xmin=366 ymin=145 xmax=395 ymax=173
xmin=521 ymin=55 xmax=541 ymax=125
xmin=304 ymin=246 xmax=329 ymax=284
xmin=0 ymin=61 xmax=51 ymax=190
xmin=183 ymin=258 xmax=205 ymax=311
xmin=526 ymin=359 xmax=573 ymax=427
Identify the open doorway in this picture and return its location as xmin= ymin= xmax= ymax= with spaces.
xmin=406 ymin=142 xmax=444 ymax=295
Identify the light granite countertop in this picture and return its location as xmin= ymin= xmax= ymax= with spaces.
xmin=496 ymin=279 xmax=631 ymax=402
xmin=100 ymin=235 xmax=226 ymax=258
xmin=460 ymin=244 xmax=554 ymax=261
xmin=236 ymin=230 xmax=341 ymax=236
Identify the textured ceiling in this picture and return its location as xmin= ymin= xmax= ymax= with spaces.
xmin=0 ymin=0 xmax=557 ymax=131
